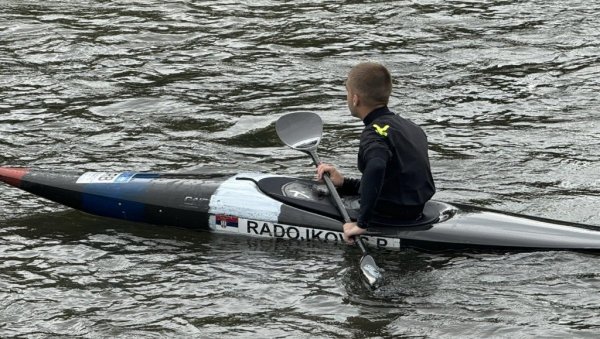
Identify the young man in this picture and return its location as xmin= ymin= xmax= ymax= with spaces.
xmin=316 ymin=62 xmax=435 ymax=244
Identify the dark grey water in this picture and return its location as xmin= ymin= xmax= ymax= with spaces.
xmin=1 ymin=0 xmax=600 ymax=337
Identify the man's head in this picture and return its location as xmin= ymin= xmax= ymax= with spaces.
xmin=345 ymin=62 xmax=392 ymax=119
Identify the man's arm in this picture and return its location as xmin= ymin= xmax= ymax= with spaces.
xmin=357 ymin=147 xmax=390 ymax=228
xmin=338 ymin=177 xmax=360 ymax=195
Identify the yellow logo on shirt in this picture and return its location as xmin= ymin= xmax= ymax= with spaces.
xmin=373 ymin=124 xmax=389 ymax=137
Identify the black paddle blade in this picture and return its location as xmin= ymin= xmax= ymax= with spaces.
xmin=275 ymin=112 xmax=323 ymax=151
xmin=360 ymin=254 xmax=384 ymax=288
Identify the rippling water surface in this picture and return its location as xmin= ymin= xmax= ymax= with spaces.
xmin=1 ymin=0 xmax=600 ymax=337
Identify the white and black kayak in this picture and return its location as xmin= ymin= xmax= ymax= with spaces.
xmin=2 ymin=112 xmax=600 ymax=288
xmin=2 ymin=166 xmax=600 ymax=251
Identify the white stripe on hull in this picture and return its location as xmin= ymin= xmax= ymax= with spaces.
xmin=208 ymin=173 xmax=282 ymax=222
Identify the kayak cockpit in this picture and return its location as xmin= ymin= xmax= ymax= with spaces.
xmin=251 ymin=175 xmax=454 ymax=228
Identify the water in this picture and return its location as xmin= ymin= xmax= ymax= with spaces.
xmin=1 ymin=0 xmax=600 ymax=337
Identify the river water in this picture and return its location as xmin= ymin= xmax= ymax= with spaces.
xmin=1 ymin=0 xmax=600 ymax=337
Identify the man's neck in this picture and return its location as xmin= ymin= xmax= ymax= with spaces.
xmin=362 ymin=106 xmax=393 ymax=126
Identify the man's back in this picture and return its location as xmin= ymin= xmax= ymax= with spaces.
xmin=358 ymin=108 xmax=436 ymax=218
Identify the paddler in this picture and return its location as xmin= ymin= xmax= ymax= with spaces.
xmin=316 ymin=62 xmax=436 ymax=244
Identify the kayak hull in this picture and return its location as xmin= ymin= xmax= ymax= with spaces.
xmin=2 ymin=167 xmax=600 ymax=251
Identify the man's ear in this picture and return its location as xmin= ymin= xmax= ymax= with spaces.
xmin=352 ymin=93 xmax=359 ymax=107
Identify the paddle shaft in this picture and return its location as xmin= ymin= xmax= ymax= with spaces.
xmin=308 ymin=151 xmax=369 ymax=254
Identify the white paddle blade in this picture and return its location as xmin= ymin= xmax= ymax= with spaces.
xmin=276 ymin=112 xmax=323 ymax=151
xmin=360 ymin=254 xmax=384 ymax=288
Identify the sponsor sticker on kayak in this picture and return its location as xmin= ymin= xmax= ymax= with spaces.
xmin=76 ymin=172 xmax=136 ymax=184
xmin=208 ymin=215 xmax=400 ymax=249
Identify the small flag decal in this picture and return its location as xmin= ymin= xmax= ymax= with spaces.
xmin=215 ymin=215 xmax=239 ymax=228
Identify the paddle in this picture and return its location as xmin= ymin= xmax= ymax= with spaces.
xmin=275 ymin=112 xmax=384 ymax=288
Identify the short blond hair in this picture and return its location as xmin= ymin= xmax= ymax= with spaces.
xmin=347 ymin=62 xmax=392 ymax=106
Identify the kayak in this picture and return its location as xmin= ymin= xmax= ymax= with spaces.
xmin=2 ymin=166 xmax=600 ymax=251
